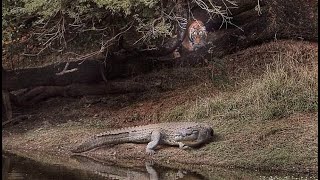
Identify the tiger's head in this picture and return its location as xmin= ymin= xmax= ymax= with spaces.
xmin=182 ymin=20 xmax=207 ymax=51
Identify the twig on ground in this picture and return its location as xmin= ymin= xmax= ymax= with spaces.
xmin=255 ymin=0 xmax=262 ymax=16
xmin=55 ymin=62 xmax=78 ymax=76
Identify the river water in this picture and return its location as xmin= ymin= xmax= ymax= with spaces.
xmin=2 ymin=152 xmax=317 ymax=180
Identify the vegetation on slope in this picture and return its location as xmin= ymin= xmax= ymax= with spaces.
xmin=163 ymin=55 xmax=317 ymax=121
xmin=160 ymin=40 xmax=318 ymax=171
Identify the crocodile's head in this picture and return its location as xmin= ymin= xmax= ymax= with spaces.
xmin=175 ymin=124 xmax=214 ymax=147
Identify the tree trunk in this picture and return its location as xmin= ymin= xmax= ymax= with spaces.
xmin=2 ymin=90 xmax=12 ymax=121
xmin=14 ymin=81 xmax=152 ymax=105
xmin=2 ymin=56 xmax=164 ymax=92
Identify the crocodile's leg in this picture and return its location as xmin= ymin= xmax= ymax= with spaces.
xmin=162 ymin=138 xmax=190 ymax=150
xmin=146 ymin=130 xmax=161 ymax=155
xmin=178 ymin=142 xmax=191 ymax=150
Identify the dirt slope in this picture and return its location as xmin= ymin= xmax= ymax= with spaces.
xmin=2 ymin=40 xmax=318 ymax=174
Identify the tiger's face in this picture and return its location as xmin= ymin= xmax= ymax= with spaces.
xmin=182 ymin=20 xmax=207 ymax=51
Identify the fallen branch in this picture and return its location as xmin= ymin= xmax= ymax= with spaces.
xmin=55 ymin=62 xmax=78 ymax=76
xmin=2 ymin=115 xmax=31 ymax=127
xmin=15 ymin=81 xmax=152 ymax=105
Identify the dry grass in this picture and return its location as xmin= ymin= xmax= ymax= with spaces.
xmin=159 ymin=41 xmax=318 ymax=171
xmin=162 ymin=41 xmax=318 ymax=122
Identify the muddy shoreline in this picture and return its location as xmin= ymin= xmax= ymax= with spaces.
xmin=2 ymin=101 xmax=318 ymax=174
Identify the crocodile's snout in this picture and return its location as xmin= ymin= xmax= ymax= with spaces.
xmin=202 ymin=126 xmax=214 ymax=143
xmin=208 ymin=127 xmax=214 ymax=138
xmin=182 ymin=126 xmax=214 ymax=147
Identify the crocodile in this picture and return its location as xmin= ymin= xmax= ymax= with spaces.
xmin=71 ymin=122 xmax=214 ymax=154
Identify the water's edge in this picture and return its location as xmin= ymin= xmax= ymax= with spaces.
xmin=3 ymin=150 xmax=318 ymax=180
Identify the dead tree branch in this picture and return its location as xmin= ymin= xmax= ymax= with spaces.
xmin=55 ymin=62 xmax=78 ymax=76
xmin=66 ymin=21 xmax=134 ymax=61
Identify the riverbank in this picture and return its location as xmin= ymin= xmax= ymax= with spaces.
xmin=2 ymin=40 xmax=318 ymax=174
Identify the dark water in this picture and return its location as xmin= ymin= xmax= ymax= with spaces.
xmin=2 ymin=152 xmax=318 ymax=180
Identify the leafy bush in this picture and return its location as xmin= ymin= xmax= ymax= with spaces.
xmin=2 ymin=0 xmax=237 ymax=58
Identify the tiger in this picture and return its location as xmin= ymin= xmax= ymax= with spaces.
xmin=181 ymin=20 xmax=208 ymax=51
xmin=132 ymin=19 xmax=208 ymax=57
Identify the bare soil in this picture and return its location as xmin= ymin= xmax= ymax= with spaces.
xmin=2 ymin=40 xmax=318 ymax=174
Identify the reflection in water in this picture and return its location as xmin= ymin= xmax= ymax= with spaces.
xmin=71 ymin=154 xmax=205 ymax=180
xmin=2 ymin=153 xmax=204 ymax=180
xmin=2 ymin=153 xmax=108 ymax=180
xmin=2 ymin=152 xmax=318 ymax=180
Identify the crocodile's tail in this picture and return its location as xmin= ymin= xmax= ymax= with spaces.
xmin=71 ymin=132 xmax=129 ymax=153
